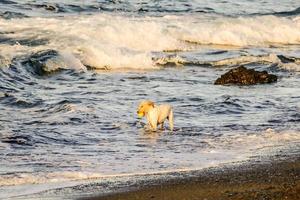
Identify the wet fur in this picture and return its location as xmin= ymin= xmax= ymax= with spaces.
xmin=137 ymin=100 xmax=174 ymax=131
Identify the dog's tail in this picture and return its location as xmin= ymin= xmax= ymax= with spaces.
xmin=168 ymin=109 xmax=174 ymax=131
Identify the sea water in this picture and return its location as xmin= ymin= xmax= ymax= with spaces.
xmin=0 ymin=0 xmax=300 ymax=198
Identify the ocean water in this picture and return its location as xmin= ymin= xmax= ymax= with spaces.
xmin=0 ymin=0 xmax=300 ymax=198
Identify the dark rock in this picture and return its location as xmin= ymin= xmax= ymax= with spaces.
xmin=277 ymin=55 xmax=295 ymax=63
xmin=214 ymin=66 xmax=277 ymax=85
xmin=34 ymin=4 xmax=60 ymax=12
xmin=43 ymin=5 xmax=57 ymax=11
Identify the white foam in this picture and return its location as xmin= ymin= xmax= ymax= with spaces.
xmin=155 ymin=54 xmax=186 ymax=66
xmin=0 ymin=172 xmax=104 ymax=186
xmin=177 ymin=15 xmax=300 ymax=46
xmin=0 ymin=129 xmax=299 ymax=187
xmin=0 ymin=55 xmax=11 ymax=67
xmin=207 ymin=129 xmax=300 ymax=151
xmin=187 ymin=53 xmax=300 ymax=72
xmin=0 ymin=14 xmax=300 ymax=70
xmin=154 ymin=53 xmax=300 ymax=72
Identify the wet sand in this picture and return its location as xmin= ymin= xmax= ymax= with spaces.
xmin=81 ymin=154 xmax=300 ymax=200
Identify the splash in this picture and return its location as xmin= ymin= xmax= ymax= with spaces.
xmin=0 ymin=14 xmax=300 ymax=70
xmin=178 ymin=15 xmax=300 ymax=46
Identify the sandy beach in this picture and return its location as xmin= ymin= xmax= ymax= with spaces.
xmin=82 ymin=153 xmax=300 ymax=200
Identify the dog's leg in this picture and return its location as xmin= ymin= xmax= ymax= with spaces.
xmin=168 ymin=109 xmax=174 ymax=131
xmin=150 ymin=122 xmax=157 ymax=131
xmin=160 ymin=122 xmax=164 ymax=130
xmin=147 ymin=115 xmax=157 ymax=131
xmin=147 ymin=109 xmax=159 ymax=131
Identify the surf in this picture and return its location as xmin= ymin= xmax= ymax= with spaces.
xmin=0 ymin=14 xmax=300 ymax=71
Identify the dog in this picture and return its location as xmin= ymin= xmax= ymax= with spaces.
xmin=137 ymin=100 xmax=174 ymax=131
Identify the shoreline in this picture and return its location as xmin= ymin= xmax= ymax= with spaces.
xmin=80 ymin=152 xmax=300 ymax=200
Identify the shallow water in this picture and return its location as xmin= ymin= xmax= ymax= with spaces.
xmin=0 ymin=0 xmax=300 ymax=198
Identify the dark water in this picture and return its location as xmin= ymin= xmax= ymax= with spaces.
xmin=0 ymin=0 xmax=300 ymax=198
xmin=1 ymin=0 xmax=300 ymax=17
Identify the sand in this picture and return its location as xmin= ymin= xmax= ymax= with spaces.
xmin=80 ymin=154 xmax=300 ymax=200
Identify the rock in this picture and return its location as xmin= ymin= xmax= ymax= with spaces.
xmin=35 ymin=4 xmax=59 ymax=12
xmin=214 ymin=66 xmax=277 ymax=85
xmin=43 ymin=5 xmax=57 ymax=11
xmin=277 ymin=55 xmax=296 ymax=63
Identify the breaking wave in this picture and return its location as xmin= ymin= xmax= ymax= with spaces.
xmin=155 ymin=53 xmax=300 ymax=73
xmin=0 ymin=14 xmax=300 ymax=71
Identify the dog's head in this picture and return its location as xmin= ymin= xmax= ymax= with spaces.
xmin=137 ymin=100 xmax=154 ymax=118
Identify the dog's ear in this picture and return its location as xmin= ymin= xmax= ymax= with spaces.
xmin=148 ymin=101 xmax=154 ymax=107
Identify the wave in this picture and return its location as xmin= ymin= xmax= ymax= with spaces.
xmin=0 ymin=11 xmax=27 ymax=19
xmin=155 ymin=53 xmax=300 ymax=72
xmin=272 ymin=7 xmax=300 ymax=16
xmin=0 ymin=129 xmax=299 ymax=188
xmin=0 ymin=1 xmax=215 ymax=15
xmin=21 ymin=50 xmax=86 ymax=75
xmin=178 ymin=15 xmax=300 ymax=46
xmin=0 ymin=14 xmax=300 ymax=70
xmin=208 ymin=54 xmax=300 ymax=72
xmin=1 ymin=1 xmax=298 ymax=17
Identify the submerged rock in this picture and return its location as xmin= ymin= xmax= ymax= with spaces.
xmin=35 ymin=4 xmax=59 ymax=12
xmin=214 ymin=66 xmax=277 ymax=85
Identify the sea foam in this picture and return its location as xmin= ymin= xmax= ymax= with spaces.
xmin=0 ymin=14 xmax=299 ymax=70
xmin=0 ymin=128 xmax=299 ymax=187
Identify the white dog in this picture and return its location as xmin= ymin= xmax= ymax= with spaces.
xmin=137 ymin=100 xmax=174 ymax=131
